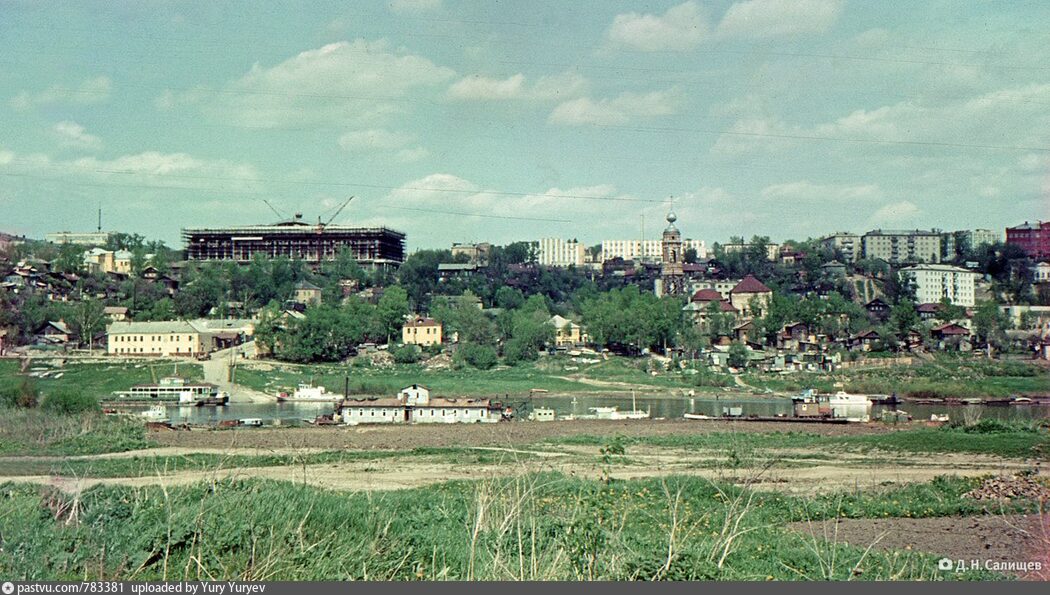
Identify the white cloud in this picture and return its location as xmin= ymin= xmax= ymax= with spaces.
xmin=338 ymin=129 xmax=416 ymax=151
xmin=716 ymin=0 xmax=843 ymax=39
xmin=447 ymin=72 xmax=589 ymax=102
xmin=0 ymin=146 xmax=261 ymax=193
xmin=388 ymin=0 xmax=441 ymax=15
xmin=549 ymin=89 xmax=683 ymax=126
xmin=606 ymin=1 xmax=708 ymax=52
xmin=10 ymin=76 xmax=112 ymax=110
xmin=174 ymin=40 xmax=454 ymax=128
xmin=337 ymin=128 xmax=429 ymax=163
xmin=395 ymin=147 xmax=430 ymax=162
xmin=869 ymin=200 xmax=921 ymax=226
xmin=447 ymin=74 xmax=525 ymax=101
xmin=51 ymin=121 xmax=102 ymax=150
xmin=760 ymin=181 xmax=882 ymax=202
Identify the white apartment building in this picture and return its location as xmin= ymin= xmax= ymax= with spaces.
xmin=959 ymin=229 xmax=1001 ymax=251
xmin=46 ymin=231 xmax=111 ymax=245
xmin=862 ymin=230 xmax=942 ymax=264
xmin=537 ymin=238 xmax=586 ymax=267
xmin=899 ymin=264 xmax=977 ymax=307
xmin=821 ymin=232 xmax=861 ymax=262
xmin=601 ymin=239 xmax=707 ymax=263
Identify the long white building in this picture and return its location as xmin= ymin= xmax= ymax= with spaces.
xmin=899 ymin=264 xmax=978 ymax=307
xmin=537 ymin=238 xmax=586 ymax=267
xmin=601 ymin=239 xmax=707 ymax=263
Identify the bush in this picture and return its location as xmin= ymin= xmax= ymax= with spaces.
xmin=390 ymin=343 xmax=422 ymax=364
xmin=455 ymin=343 xmax=498 ymax=370
xmin=40 ymin=389 xmax=99 ymax=414
xmin=1 ymin=379 xmax=39 ymax=409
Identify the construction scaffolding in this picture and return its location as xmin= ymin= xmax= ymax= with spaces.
xmin=182 ymin=219 xmax=406 ymax=267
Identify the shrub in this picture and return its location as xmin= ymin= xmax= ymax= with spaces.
xmin=40 ymin=389 xmax=99 ymax=414
xmin=455 ymin=343 xmax=498 ymax=370
xmin=1 ymin=379 xmax=39 ymax=409
xmin=390 ymin=343 xmax=421 ymax=364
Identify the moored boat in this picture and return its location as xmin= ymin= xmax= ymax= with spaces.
xmin=277 ymin=383 xmax=340 ymax=402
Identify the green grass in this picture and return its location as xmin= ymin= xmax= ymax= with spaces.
xmin=549 ymin=423 xmax=1050 ymax=459
xmin=0 ymin=474 xmax=1008 ymax=581
xmin=0 ymin=360 xmax=205 ymax=400
xmin=0 ymin=409 xmax=152 ymax=456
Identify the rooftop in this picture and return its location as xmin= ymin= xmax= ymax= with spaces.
xmin=730 ymin=275 xmax=772 ymax=294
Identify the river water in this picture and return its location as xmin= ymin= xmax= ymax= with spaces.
xmin=130 ymin=392 xmax=1050 ymax=425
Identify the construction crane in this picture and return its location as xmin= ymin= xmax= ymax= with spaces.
xmin=261 ymin=199 xmax=287 ymax=222
xmin=314 ymin=196 xmax=355 ymax=264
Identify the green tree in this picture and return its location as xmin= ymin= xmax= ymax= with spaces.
xmin=972 ymin=300 xmax=1008 ymax=354
xmin=41 ymin=389 xmax=99 ymax=414
xmin=727 ymin=341 xmax=748 ymax=369
xmin=372 ymin=285 xmax=410 ymax=343
xmin=889 ymin=300 xmax=920 ymax=337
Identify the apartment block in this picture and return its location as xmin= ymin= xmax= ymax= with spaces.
xmin=861 ymin=229 xmax=942 ymax=264
xmin=899 ymin=264 xmax=977 ymax=307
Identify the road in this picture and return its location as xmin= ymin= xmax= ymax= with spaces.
xmin=202 ymin=341 xmax=274 ymax=403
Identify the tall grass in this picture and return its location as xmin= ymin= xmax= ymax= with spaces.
xmin=0 ymin=471 xmax=1006 ymax=581
xmin=0 ymin=409 xmax=151 ymax=456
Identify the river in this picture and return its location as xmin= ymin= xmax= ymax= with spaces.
xmin=128 ymin=392 xmax=1050 ymax=425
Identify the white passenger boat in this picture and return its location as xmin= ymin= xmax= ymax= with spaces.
xmin=277 ymin=383 xmax=340 ymax=402
xmin=114 ymin=376 xmax=219 ymax=403
xmin=826 ymin=391 xmax=872 ymax=422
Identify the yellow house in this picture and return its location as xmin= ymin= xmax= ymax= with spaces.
xmin=549 ymin=315 xmax=583 ymax=347
xmin=402 ymin=316 xmax=442 ymax=346
xmin=107 ymin=321 xmax=204 ymax=356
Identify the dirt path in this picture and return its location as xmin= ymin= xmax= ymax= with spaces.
xmin=789 ymin=514 xmax=1050 ymax=580
xmin=4 ymin=443 xmax=1043 ymax=497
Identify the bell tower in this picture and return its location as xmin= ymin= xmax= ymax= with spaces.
xmin=660 ymin=201 xmax=685 ymax=296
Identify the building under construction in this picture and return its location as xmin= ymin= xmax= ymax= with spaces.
xmin=182 ymin=214 xmax=406 ymax=267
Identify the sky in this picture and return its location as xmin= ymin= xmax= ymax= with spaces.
xmin=1 ymin=0 xmax=1048 ymax=251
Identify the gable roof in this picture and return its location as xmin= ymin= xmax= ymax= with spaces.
xmin=865 ymin=298 xmax=889 ymax=309
xmin=103 ymin=306 xmax=129 ymax=315
xmin=294 ymin=279 xmax=321 ymax=291
xmin=916 ymin=302 xmax=941 ymax=313
xmin=690 ymin=288 xmax=723 ymax=302
xmin=404 ymin=316 xmax=440 ymax=328
xmin=718 ymin=300 xmax=738 ymax=313
xmin=932 ymin=322 xmax=969 ymax=335
xmin=730 ymin=275 xmax=771 ymax=294
xmin=548 ymin=315 xmax=579 ymax=329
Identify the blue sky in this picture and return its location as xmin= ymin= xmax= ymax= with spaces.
xmin=1 ymin=0 xmax=1048 ymax=250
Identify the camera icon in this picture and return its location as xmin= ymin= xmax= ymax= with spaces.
xmin=937 ymin=558 xmax=954 ymax=571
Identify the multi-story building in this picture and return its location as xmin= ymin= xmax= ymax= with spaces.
xmin=899 ymin=264 xmax=977 ymax=307
xmin=600 ymin=239 xmax=707 ymax=263
xmin=82 ymin=249 xmax=134 ymax=275
xmin=46 ymin=231 xmax=111 ymax=246
xmin=861 ymin=229 xmax=942 ymax=264
xmin=402 ymin=316 xmax=442 ymax=346
xmin=537 ymin=238 xmax=585 ymax=267
xmin=820 ymin=232 xmax=861 ymax=263
xmin=183 ymin=214 xmax=405 ymax=267
xmin=960 ymin=229 xmax=1001 ymax=251
xmin=450 ymin=242 xmax=492 ymax=266
xmin=1006 ymin=221 xmax=1050 ymax=260
xmin=106 ymin=319 xmax=255 ymax=357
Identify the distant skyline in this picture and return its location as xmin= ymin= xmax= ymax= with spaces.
xmin=1 ymin=1 xmax=1048 ymax=251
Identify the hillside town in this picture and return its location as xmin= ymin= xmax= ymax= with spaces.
xmin=1 ymin=215 xmax=1048 ymax=370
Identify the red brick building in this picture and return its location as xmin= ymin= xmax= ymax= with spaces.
xmin=1006 ymin=220 xmax=1050 ymax=260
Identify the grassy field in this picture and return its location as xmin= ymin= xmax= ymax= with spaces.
xmin=234 ymin=355 xmax=686 ymax=397
xmin=0 ymin=359 xmax=205 ymax=399
xmin=0 ymin=474 xmax=1009 ymax=581
xmin=550 ymin=422 xmax=1050 ymax=459
xmin=0 ymin=409 xmax=152 ymax=456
